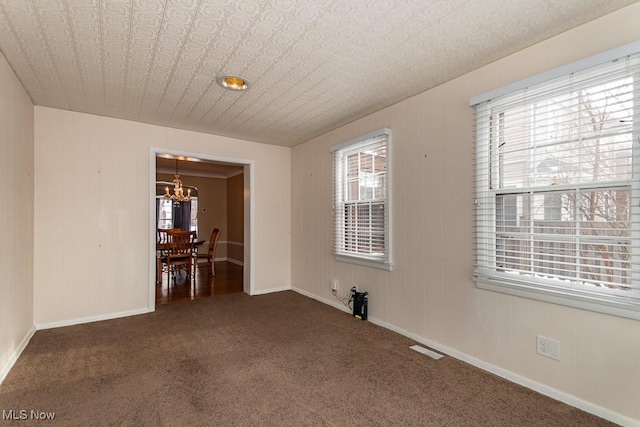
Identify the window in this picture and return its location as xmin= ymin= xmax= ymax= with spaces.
xmin=156 ymin=196 xmax=198 ymax=235
xmin=331 ymin=129 xmax=392 ymax=270
xmin=472 ymin=44 xmax=640 ymax=319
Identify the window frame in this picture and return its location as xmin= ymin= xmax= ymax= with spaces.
xmin=331 ymin=128 xmax=392 ymax=271
xmin=472 ymin=43 xmax=640 ymax=320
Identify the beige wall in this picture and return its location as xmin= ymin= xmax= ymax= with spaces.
xmin=34 ymin=108 xmax=291 ymax=325
xmin=227 ymin=173 xmax=244 ymax=263
xmin=0 ymin=51 xmax=34 ymax=380
xmin=291 ymin=4 xmax=640 ymax=424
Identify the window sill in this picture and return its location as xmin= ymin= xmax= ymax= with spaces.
xmin=475 ymin=274 xmax=640 ymax=321
xmin=336 ymin=255 xmax=392 ymax=271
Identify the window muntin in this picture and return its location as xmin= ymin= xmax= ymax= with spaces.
xmin=474 ymin=52 xmax=640 ymax=318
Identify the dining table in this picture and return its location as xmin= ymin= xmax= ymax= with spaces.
xmin=156 ymin=239 xmax=205 ymax=253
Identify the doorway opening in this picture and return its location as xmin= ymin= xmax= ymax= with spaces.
xmin=149 ymin=148 xmax=254 ymax=310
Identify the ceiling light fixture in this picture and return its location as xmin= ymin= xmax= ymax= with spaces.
xmin=164 ymin=159 xmax=191 ymax=205
xmin=217 ymin=75 xmax=251 ymax=91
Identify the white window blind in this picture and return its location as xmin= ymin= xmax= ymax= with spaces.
xmin=472 ymin=48 xmax=640 ymax=319
xmin=331 ymin=129 xmax=392 ymax=270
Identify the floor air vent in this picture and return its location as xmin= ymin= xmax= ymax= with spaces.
xmin=410 ymin=345 xmax=443 ymax=360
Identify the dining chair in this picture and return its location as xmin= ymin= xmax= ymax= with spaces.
xmin=156 ymin=228 xmax=179 ymax=284
xmin=166 ymin=230 xmax=196 ymax=287
xmin=197 ymin=227 xmax=221 ymax=276
xmin=157 ymin=228 xmax=178 ymax=245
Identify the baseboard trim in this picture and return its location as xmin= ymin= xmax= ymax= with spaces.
xmin=251 ymin=285 xmax=291 ymax=296
xmin=292 ymin=287 xmax=352 ymax=315
xmin=0 ymin=326 xmax=36 ymax=385
xmin=203 ymin=256 xmax=244 ymax=266
xmin=36 ymin=308 xmax=151 ymax=331
xmin=290 ymin=287 xmax=637 ymax=427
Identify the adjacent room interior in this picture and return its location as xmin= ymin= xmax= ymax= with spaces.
xmin=154 ymin=154 xmax=245 ymax=304
xmin=1 ymin=1 xmax=640 ymax=425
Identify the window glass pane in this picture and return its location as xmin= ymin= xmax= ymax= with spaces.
xmin=531 ymin=191 xmax=575 ymax=233
xmin=345 ymin=145 xmax=387 ymax=202
xmin=579 ymin=242 xmax=631 ymax=289
xmin=158 ymin=199 xmax=173 ymax=229
xmin=496 ymin=193 xmax=524 ymax=231
xmin=343 ymin=201 xmax=385 ymax=256
xmin=190 ymin=197 xmax=198 ymax=234
xmin=346 ymin=153 xmax=360 ymax=201
xmin=495 ymin=187 xmax=633 ymax=289
xmin=532 ymin=239 xmax=577 ymax=280
xmin=578 ymin=188 xmax=630 ymax=237
xmin=496 ymin=77 xmax=634 ymax=190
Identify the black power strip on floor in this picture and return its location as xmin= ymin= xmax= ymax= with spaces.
xmin=352 ymin=290 xmax=368 ymax=320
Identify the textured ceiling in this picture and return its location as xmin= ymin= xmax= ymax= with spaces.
xmin=0 ymin=0 xmax=638 ymax=147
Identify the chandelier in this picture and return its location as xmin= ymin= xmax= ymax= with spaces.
xmin=164 ymin=159 xmax=191 ymax=205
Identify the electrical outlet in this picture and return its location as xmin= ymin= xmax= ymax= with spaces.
xmin=536 ymin=335 xmax=560 ymax=361
xmin=350 ymin=285 xmax=358 ymax=298
xmin=330 ymin=280 xmax=338 ymax=291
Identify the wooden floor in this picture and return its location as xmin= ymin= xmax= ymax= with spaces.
xmin=156 ymin=261 xmax=244 ymax=305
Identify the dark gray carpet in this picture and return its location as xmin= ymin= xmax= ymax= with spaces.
xmin=0 ymin=291 xmax=613 ymax=426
